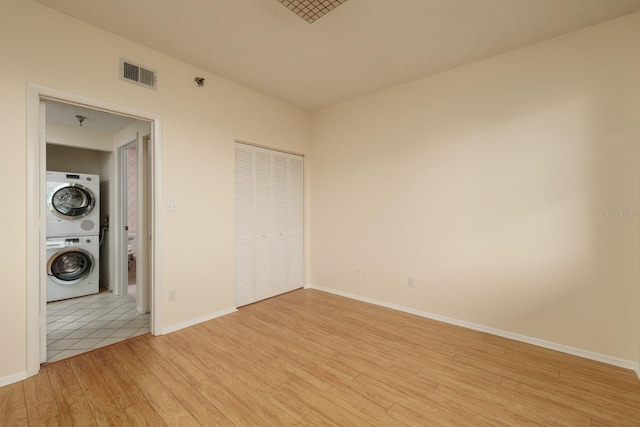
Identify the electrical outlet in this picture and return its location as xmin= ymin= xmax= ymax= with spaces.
xmin=356 ymin=266 xmax=362 ymax=277
xmin=408 ymin=276 xmax=415 ymax=288
xmin=169 ymin=289 xmax=177 ymax=300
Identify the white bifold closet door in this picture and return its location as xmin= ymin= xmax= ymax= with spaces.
xmin=235 ymin=143 xmax=303 ymax=307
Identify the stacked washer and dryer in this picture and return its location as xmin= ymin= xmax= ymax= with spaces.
xmin=46 ymin=171 xmax=101 ymax=302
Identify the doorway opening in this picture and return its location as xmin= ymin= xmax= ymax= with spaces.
xmin=44 ymin=100 xmax=151 ymax=362
xmin=26 ymin=85 xmax=163 ymax=376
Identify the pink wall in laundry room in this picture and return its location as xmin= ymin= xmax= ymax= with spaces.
xmin=126 ymin=147 xmax=137 ymax=235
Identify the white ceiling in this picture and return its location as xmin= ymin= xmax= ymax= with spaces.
xmin=34 ymin=0 xmax=640 ymax=111
xmin=46 ymin=100 xmax=137 ymax=134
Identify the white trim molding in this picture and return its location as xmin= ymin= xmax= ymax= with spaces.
xmin=162 ymin=307 xmax=237 ymax=335
xmin=0 ymin=371 xmax=28 ymax=388
xmin=307 ymin=284 xmax=640 ymax=373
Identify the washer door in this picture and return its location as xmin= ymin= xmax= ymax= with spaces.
xmin=48 ymin=183 xmax=96 ymax=220
xmin=47 ymin=248 xmax=95 ymax=285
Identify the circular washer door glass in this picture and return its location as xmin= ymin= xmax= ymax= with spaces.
xmin=49 ymin=250 xmax=93 ymax=283
xmin=50 ymin=185 xmax=95 ymax=219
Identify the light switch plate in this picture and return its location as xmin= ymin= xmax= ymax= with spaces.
xmin=166 ymin=199 xmax=178 ymax=212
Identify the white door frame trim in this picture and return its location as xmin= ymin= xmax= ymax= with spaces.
xmin=26 ymin=84 xmax=164 ymax=377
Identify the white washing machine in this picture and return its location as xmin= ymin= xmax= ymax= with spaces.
xmin=46 ymin=171 xmax=100 ymax=237
xmin=46 ymin=235 xmax=99 ymax=302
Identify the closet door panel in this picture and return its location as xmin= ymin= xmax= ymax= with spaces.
xmin=254 ymin=236 xmax=272 ymax=301
xmin=289 ymin=156 xmax=304 ymax=234
xmin=273 ymin=154 xmax=288 ymax=234
xmin=235 ymin=236 xmax=254 ymax=306
xmin=254 ymin=150 xmax=273 ymax=236
xmin=235 ymin=144 xmax=255 ymax=306
xmin=272 ymin=154 xmax=289 ymax=294
xmin=272 ymin=235 xmax=288 ymax=295
xmin=235 ymin=145 xmax=254 ymax=237
xmin=253 ymin=149 xmax=273 ymax=302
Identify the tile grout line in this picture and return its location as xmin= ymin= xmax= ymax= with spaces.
xmin=46 ymin=292 xmax=150 ymax=363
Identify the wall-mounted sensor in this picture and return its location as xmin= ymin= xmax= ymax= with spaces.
xmin=194 ymin=77 xmax=205 ymax=87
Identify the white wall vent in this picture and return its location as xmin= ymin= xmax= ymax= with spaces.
xmin=119 ymin=58 xmax=157 ymax=90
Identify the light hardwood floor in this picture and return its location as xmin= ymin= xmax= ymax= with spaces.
xmin=2 ymin=289 xmax=640 ymax=426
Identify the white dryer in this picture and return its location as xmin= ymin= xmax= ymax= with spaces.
xmin=46 ymin=171 xmax=100 ymax=237
xmin=46 ymin=235 xmax=100 ymax=302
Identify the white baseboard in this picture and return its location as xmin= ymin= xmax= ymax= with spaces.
xmin=162 ymin=307 xmax=237 ymax=334
xmin=307 ymin=284 xmax=639 ymax=373
xmin=0 ymin=371 xmax=28 ymax=388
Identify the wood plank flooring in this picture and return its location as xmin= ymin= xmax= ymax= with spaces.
xmin=2 ymin=289 xmax=639 ymax=426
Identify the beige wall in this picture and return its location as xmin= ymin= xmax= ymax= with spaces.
xmin=311 ymin=13 xmax=640 ymax=363
xmin=0 ymin=0 xmax=310 ymax=380
xmin=46 ymin=144 xmax=103 ymax=175
xmin=47 ymin=123 xmax=113 ymax=152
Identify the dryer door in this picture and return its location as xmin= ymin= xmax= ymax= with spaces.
xmin=48 ymin=183 xmax=96 ymax=220
xmin=47 ymin=248 xmax=95 ymax=285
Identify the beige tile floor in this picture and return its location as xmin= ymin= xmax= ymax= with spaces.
xmin=46 ymin=291 xmax=149 ymax=363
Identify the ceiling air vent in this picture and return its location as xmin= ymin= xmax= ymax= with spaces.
xmin=119 ymin=58 xmax=157 ymax=90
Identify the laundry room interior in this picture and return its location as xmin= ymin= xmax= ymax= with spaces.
xmin=44 ymin=100 xmax=152 ymax=363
